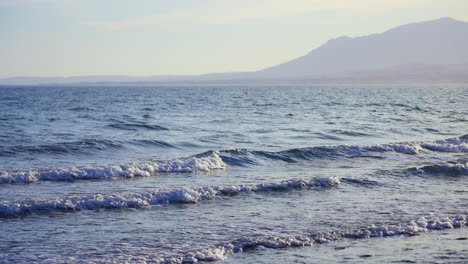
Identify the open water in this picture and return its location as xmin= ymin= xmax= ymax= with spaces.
xmin=0 ymin=85 xmax=467 ymax=263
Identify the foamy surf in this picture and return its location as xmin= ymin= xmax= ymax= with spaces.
xmin=0 ymin=177 xmax=340 ymax=217
xmin=181 ymin=214 xmax=466 ymax=264
xmin=31 ymin=214 xmax=466 ymax=264
xmin=348 ymin=134 xmax=468 ymax=155
xmin=0 ymin=152 xmax=226 ymax=184
xmin=1 ymin=135 xmax=466 ymax=185
xmin=420 ymin=137 xmax=468 ymax=153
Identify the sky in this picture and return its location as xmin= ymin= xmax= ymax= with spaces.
xmin=0 ymin=0 xmax=467 ymax=77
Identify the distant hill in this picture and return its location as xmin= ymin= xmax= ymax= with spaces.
xmin=256 ymin=17 xmax=468 ymax=79
xmin=1 ymin=17 xmax=468 ymax=85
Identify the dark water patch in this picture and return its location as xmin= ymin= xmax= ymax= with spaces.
xmin=130 ymin=139 xmax=176 ymax=148
xmin=329 ymin=129 xmax=373 ymax=137
xmin=218 ymin=155 xmax=259 ymax=167
xmin=249 ymin=129 xmax=275 ymax=134
xmin=412 ymin=162 xmax=468 ymax=177
xmin=313 ymin=132 xmax=344 ymax=141
xmin=253 ymin=103 xmax=278 ymax=107
xmin=219 ymin=149 xmax=296 ymax=166
xmin=366 ymin=103 xmax=383 ymax=107
xmin=108 ymin=123 xmax=169 ymax=131
xmin=209 ymin=119 xmax=233 ymax=124
xmin=424 ymin=128 xmax=440 ymax=133
xmin=341 ymin=178 xmax=381 ymax=188
xmin=178 ymin=142 xmax=203 ymax=148
xmin=68 ymin=107 xmax=93 ymax=112
xmin=279 ymin=128 xmax=311 ymax=133
xmin=218 ymin=142 xmax=423 ymax=166
xmin=251 ymin=150 xmax=297 ymax=163
xmin=399 ymin=104 xmax=428 ymax=113
xmin=452 ymin=118 xmax=468 ymax=122
xmin=324 ymin=102 xmax=343 ymax=106
xmin=0 ymin=139 xmax=124 ymax=156
xmin=279 ymin=146 xmax=349 ymax=161
xmin=218 ymin=149 xmax=263 ymax=167
xmin=391 ymin=260 xmax=417 ymax=263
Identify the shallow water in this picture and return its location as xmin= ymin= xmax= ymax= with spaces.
xmin=0 ymin=85 xmax=467 ymax=263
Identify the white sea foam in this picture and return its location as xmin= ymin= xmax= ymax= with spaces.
xmin=357 ymin=135 xmax=468 ymax=155
xmin=0 ymin=177 xmax=340 ymax=217
xmin=2 ymin=214 xmax=465 ymax=263
xmin=420 ymin=138 xmax=468 ymax=153
xmin=78 ymin=214 xmax=466 ymax=264
xmin=1 ymin=136 xmax=467 ymax=185
xmin=0 ymin=152 xmax=226 ymax=184
xmin=358 ymin=143 xmax=422 ymax=154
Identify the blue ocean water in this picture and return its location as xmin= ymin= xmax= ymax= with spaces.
xmin=0 ymin=85 xmax=467 ymax=263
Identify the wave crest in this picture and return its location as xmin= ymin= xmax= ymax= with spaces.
xmin=78 ymin=214 xmax=467 ymax=263
xmin=415 ymin=162 xmax=468 ymax=176
xmin=0 ymin=177 xmax=339 ymax=217
xmin=0 ymin=152 xmax=226 ymax=184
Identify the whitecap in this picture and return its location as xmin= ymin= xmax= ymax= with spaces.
xmin=0 ymin=177 xmax=340 ymax=217
xmin=0 ymin=152 xmax=226 ymax=184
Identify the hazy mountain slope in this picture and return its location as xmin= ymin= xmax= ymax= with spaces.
xmin=256 ymin=17 xmax=468 ymax=78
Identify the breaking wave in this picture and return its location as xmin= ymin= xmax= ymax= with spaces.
xmin=0 ymin=177 xmax=340 ymax=217
xmin=1 ymin=135 xmax=467 ymax=184
xmin=43 ymin=214 xmax=468 ymax=263
xmin=0 ymin=152 xmax=225 ymax=184
xmin=414 ymin=162 xmax=468 ymax=176
xmin=220 ymin=134 xmax=468 ymax=166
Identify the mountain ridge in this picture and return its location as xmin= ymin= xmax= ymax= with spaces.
xmin=256 ymin=17 xmax=468 ymax=78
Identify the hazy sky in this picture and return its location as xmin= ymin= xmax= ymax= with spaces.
xmin=1 ymin=0 xmax=467 ymax=77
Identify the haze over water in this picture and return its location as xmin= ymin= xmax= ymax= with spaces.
xmin=0 ymin=85 xmax=467 ymax=263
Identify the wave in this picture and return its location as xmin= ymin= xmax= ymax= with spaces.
xmin=130 ymin=139 xmax=176 ymax=148
xmin=68 ymin=106 xmax=93 ymax=112
xmin=0 ymin=177 xmax=340 ymax=217
xmin=0 ymin=139 xmax=124 ymax=157
xmin=1 ymin=135 xmax=467 ymax=183
xmin=108 ymin=123 xmax=168 ymax=131
xmin=0 ymin=138 xmax=177 ymax=157
xmin=420 ymin=137 xmax=468 ymax=153
xmin=414 ymin=162 xmax=468 ymax=176
xmin=0 ymin=152 xmax=225 ymax=184
xmin=328 ymin=129 xmax=373 ymax=137
xmin=71 ymin=214 xmax=468 ymax=263
xmin=219 ymin=134 xmax=468 ymax=166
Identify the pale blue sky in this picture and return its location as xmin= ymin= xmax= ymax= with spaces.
xmin=1 ymin=0 xmax=467 ymax=77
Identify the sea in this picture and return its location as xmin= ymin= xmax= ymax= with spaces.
xmin=0 ymin=85 xmax=467 ymax=263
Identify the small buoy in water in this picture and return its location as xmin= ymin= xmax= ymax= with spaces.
xmin=244 ymin=89 xmax=249 ymax=95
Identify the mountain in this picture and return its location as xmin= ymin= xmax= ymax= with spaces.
xmin=1 ymin=17 xmax=467 ymax=85
xmin=256 ymin=17 xmax=468 ymax=79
